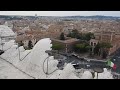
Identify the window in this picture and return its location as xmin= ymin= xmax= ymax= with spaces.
xmin=91 ymin=42 xmax=93 ymax=46
xmin=94 ymin=43 xmax=96 ymax=46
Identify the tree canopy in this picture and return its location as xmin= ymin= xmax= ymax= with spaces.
xmin=74 ymin=43 xmax=91 ymax=53
xmin=94 ymin=42 xmax=113 ymax=58
xmin=51 ymin=43 xmax=64 ymax=51
xmin=99 ymin=42 xmax=113 ymax=48
xmin=28 ymin=40 xmax=33 ymax=49
xmin=67 ymin=29 xmax=81 ymax=39
xmin=18 ymin=41 xmax=24 ymax=47
xmin=83 ymin=32 xmax=95 ymax=41
xmin=60 ymin=32 xmax=65 ymax=40
xmin=67 ymin=30 xmax=95 ymax=41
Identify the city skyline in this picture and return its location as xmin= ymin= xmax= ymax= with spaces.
xmin=0 ymin=11 xmax=120 ymax=17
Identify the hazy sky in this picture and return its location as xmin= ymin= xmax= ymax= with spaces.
xmin=0 ymin=11 xmax=120 ymax=16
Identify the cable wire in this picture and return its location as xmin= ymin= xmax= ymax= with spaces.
xmin=43 ymin=56 xmax=59 ymax=75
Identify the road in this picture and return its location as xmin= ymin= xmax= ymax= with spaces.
xmin=57 ymin=54 xmax=108 ymax=71
xmin=0 ymin=57 xmax=34 ymax=79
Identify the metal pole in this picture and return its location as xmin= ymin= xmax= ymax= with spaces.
xmin=47 ymin=57 xmax=49 ymax=75
xmin=66 ymin=44 xmax=67 ymax=53
xmin=45 ymin=57 xmax=49 ymax=78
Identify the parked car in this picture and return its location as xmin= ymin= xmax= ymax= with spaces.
xmin=86 ymin=64 xmax=90 ymax=68
xmin=0 ymin=50 xmax=4 ymax=55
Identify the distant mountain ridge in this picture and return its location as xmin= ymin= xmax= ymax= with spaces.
xmin=0 ymin=15 xmax=23 ymax=20
xmin=60 ymin=15 xmax=120 ymax=20
xmin=0 ymin=15 xmax=120 ymax=20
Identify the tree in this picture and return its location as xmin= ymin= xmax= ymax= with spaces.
xmin=94 ymin=42 xmax=113 ymax=58
xmin=60 ymin=32 xmax=65 ymax=40
xmin=18 ymin=41 xmax=24 ymax=47
xmin=71 ymin=29 xmax=78 ymax=38
xmin=83 ymin=32 xmax=95 ymax=41
xmin=100 ymin=42 xmax=112 ymax=59
xmin=94 ymin=43 xmax=101 ymax=56
xmin=74 ymin=43 xmax=91 ymax=53
xmin=99 ymin=42 xmax=113 ymax=49
xmin=28 ymin=40 xmax=33 ymax=49
xmin=75 ymin=43 xmax=85 ymax=52
xmin=67 ymin=32 xmax=72 ymax=37
xmin=67 ymin=29 xmax=81 ymax=39
xmin=51 ymin=43 xmax=63 ymax=51
xmin=71 ymin=29 xmax=81 ymax=39
xmin=67 ymin=31 xmax=95 ymax=41
xmin=85 ymin=45 xmax=92 ymax=51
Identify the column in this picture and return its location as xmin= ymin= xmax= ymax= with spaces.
xmin=66 ymin=44 xmax=68 ymax=53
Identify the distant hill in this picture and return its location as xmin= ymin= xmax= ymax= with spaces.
xmin=60 ymin=15 xmax=120 ymax=20
xmin=0 ymin=15 xmax=23 ymax=20
xmin=0 ymin=15 xmax=120 ymax=21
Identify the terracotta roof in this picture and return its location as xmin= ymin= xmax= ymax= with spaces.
xmin=15 ymin=35 xmax=36 ymax=42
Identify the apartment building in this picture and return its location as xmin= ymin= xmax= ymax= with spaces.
xmin=93 ymin=31 xmax=120 ymax=55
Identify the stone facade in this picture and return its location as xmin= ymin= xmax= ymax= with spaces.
xmin=90 ymin=39 xmax=99 ymax=53
xmin=15 ymin=35 xmax=37 ymax=49
xmin=94 ymin=31 xmax=120 ymax=55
